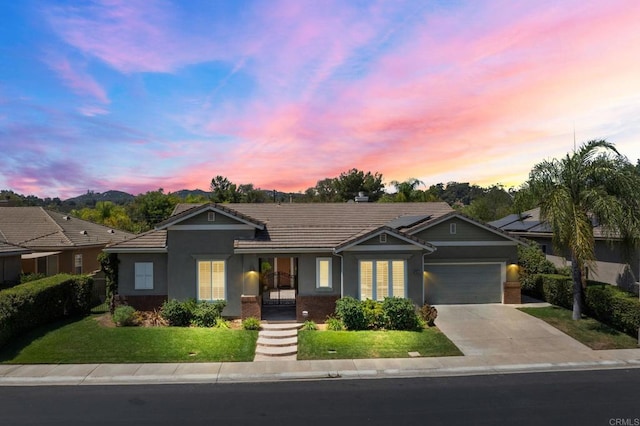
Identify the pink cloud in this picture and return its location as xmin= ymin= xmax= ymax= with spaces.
xmin=44 ymin=54 xmax=109 ymax=104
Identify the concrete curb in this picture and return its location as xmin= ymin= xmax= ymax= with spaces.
xmin=2 ymin=357 xmax=640 ymax=386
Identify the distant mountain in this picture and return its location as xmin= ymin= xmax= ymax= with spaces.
xmin=172 ymin=189 xmax=210 ymax=199
xmin=64 ymin=190 xmax=135 ymax=206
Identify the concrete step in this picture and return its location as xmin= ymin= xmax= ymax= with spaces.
xmin=257 ymin=336 xmax=298 ymax=347
xmin=259 ymin=329 xmax=298 ymax=339
xmin=253 ymin=353 xmax=297 ymax=362
xmin=255 ymin=345 xmax=298 ymax=357
xmin=260 ymin=322 xmax=302 ymax=331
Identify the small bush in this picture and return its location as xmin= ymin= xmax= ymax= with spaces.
xmin=419 ymin=304 xmax=438 ymax=327
xmin=191 ymin=301 xmax=226 ymax=327
xmin=382 ymin=297 xmax=421 ymax=331
xmin=362 ymin=299 xmax=385 ymax=329
xmin=214 ymin=318 xmax=230 ymax=329
xmin=518 ymin=242 xmax=556 ymax=297
xmin=541 ymin=274 xmax=573 ymax=309
xmin=302 ymin=320 xmax=318 ymax=331
xmin=242 ymin=317 xmax=261 ymax=330
xmin=335 ymin=296 xmax=367 ymax=330
xmin=112 ymin=305 xmax=137 ymax=326
xmin=325 ymin=316 xmax=345 ymax=331
xmin=160 ymin=299 xmax=192 ymax=326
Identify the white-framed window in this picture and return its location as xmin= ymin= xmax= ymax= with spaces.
xmin=316 ymin=258 xmax=332 ymax=289
xmin=134 ymin=262 xmax=154 ymax=290
xmin=74 ymin=254 xmax=83 ymax=274
xmin=359 ymin=260 xmax=406 ymax=301
xmin=379 ymin=234 xmax=387 ymax=243
xmin=208 ymin=212 xmax=216 ymax=222
xmin=198 ymin=260 xmax=226 ymax=301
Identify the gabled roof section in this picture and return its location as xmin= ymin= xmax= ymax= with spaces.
xmin=156 ymin=203 xmax=265 ymax=230
xmin=408 ymin=211 xmax=527 ymax=245
xmin=0 ymin=207 xmax=134 ymax=249
xmin=104 ymin=230 xmax=168 ymax=253
xmin=334 ymin=226 xmax=436 ymax=253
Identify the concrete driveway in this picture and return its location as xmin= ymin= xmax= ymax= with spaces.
xmin=435 ymin=304 xmax=591 ymax=356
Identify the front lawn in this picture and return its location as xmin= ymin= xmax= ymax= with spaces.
xmin=297 ymin=328 xmax=462 ymax=360
xmin=518 ymin=306 xmax=638 ymax=350
xmin=0 ymin=315 xmax=258 ymax=364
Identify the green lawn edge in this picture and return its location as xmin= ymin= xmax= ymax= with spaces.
xmin=297 ymin=328 xmax=462 ymax=360
xmin=0 ymin=315 xmax=258 ymax=364
xmin=518 ymin=306 xmax=638 ymax=350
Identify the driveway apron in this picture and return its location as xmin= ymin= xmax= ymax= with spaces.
xmin=434 ymin=304 xmax=591 ymax=356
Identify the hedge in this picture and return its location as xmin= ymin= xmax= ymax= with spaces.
xmin=0 ymin=274 xmax=93 ymax=348
xmin=585 ymin=284 xmax=640 ymax=337
xmin=532 ymin=273 xmax=640 ymax=337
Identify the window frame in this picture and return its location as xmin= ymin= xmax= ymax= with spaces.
xmin=450 ymin=223 xmax=457 ymax=234
xmin=74 ymin=253 xmax=83 ymax=274
xmin=197 ymin=259 xmax=227 ymax=301
xmin=134 ymin=262 xmax=154 ymax=290
xmin=316 ymin=257 xmax=333 ymax=289
xmin=358 ymin=259 xmax=407 ymax=301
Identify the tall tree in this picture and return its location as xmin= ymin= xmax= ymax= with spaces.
xmin=334 ymin=169 xmax=384 ymax=202
xmin=526 ymin=140 xmax=640 ymax=320
xmin=210 ymin=175 xmax=241 ymax=203
xmin=463 ymin=185 xmax=513 ymax=221
xmin=128 ymin=189 xmax=179 ymax=231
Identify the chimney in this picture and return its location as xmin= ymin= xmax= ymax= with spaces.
xmin=354 ymin=191 xmax=369 ymax=203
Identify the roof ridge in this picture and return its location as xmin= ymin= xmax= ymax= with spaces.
xmin=42 ymin=208 xmax=74 ymax=246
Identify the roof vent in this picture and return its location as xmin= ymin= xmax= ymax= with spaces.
xmin=62 ymin=216 xmax=71 ymax=220
xmin=80 ymin=230 xmax=87 ymax=235
xmin=354 ymin=191 xmax=369 ymax=203
xmin=108 ymin=229 xmax=115 ymax=234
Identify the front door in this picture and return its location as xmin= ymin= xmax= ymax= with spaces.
xmin=261 ymin=257 xmax=297 ymax=305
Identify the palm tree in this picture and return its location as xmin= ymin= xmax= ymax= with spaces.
xmin=390 ymin=178 xmax=425 ymax=202
xmin=526 ymin=140 xmax=640 ymax=319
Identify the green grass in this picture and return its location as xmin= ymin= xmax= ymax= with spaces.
xmin=519 ymin=306 xmax=638 ymax=350
xmin=0 ymin=315 xmax=258 ymax=364
xmin=297 ymin=328 xmax=462 ymax=360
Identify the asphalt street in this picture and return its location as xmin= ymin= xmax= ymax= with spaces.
xmin=1 ymin=369 xmax=639 ymax=426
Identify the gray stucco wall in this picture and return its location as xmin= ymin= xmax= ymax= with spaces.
xmin=295 ymin=253 xmax=341 ymax=296
xmin=426 ymin=245 xmax=519 ymax=264
xmin=341 ymin=251 xmax=424 ymax=305
xmin=415 ymin=218 xmax=507 ymax=242
xmin=166 ymin=229 xmax=255 ymax=317
xmin=118 ymin=252 xmax=169 ymax=296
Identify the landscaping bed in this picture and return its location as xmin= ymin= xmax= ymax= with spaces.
xmin=518 ymin=306 xmax=638 ymax=350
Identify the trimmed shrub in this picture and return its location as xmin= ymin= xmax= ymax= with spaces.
xmin=160 ymin=299 xmax=192 ymax=326
xmin=0 ymin=274 xmax=93 ymax=348
xmin=191 ymin=301 xmax=226 ymax=327
xmin=302 ymin=320 xmax=318 ymax=331
xmin=20 ymin=273 xmax=46 ymax=284
xmin=335 ymin=297 xmax=367 ymax=330
xmin=419 ymin=304 xmax=438 ymax=327
xmin=540 ymin=274 xmax=573 ymax=309
xmin=362 ymin=299 xmax=385 ymax=329
xmin=382 ymin=297 xmax=421 ymax=331
xmin=585 ymin=284 xmax=640 ymax=337
xmin=325 ymin=316 xmax=345 ymax=331
xmin=242 ymin=317 xmax=261 ymax=330
xmin=214 ymin=318 xmax=230 ymax=329
xmin=518 ymin=242 xmax=556 ymax=298
xmin=112 ymin=305 xmax=137 ymax=326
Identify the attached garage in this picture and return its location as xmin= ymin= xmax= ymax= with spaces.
xmin=424 ymin=263 xmax=504 ymax=304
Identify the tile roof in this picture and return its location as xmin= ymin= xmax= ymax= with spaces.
xmin=0 ymin=240 xmax=31 ymax=256
xmin=0 ymin=207 xmax=134 ymax=249
xmin=105 ymin=230 xmax=167 ymax=251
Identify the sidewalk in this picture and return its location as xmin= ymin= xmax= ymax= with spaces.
xmin=2 ymin=347 xmax=640 ymax=386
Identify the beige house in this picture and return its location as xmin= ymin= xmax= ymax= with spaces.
xmin=0 ymin=207 xmax=133 ymax=278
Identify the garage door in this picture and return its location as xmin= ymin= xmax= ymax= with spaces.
xmin=424 ymin=263 xmax=503 ymax=304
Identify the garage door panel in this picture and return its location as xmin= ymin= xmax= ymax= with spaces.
xmin=425 ymin=264 xmax=502 ymax=304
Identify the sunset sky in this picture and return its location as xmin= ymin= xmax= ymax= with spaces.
xmin=1 ymin=0 xmax=639 ymax=199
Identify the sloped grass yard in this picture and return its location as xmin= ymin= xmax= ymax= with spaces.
xmin=519 ymin=306 xmax=638 ymax=350
xmin=0 ymin=315 xmax=258 ymax=364
xmin=297 ymin=328 xmax=462 ymax=360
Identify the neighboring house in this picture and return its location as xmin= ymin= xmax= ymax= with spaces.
xmin=0 ymin=240 xmax=31 ymax=287
xmin=105 ymin=203 xmax=524 ymax=321
xmin=490 ymin=208 xmax=640 ymax=292
xmin=0 ymin=207 xmax=133 ymax=277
